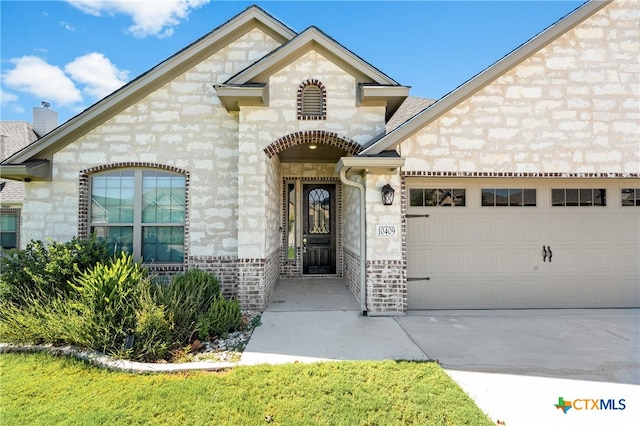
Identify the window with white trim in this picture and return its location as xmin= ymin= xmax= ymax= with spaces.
xmin=90 ymin=169 xmax=185 ymax=262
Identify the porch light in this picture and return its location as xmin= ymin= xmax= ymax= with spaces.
xmin=381 ymin=184 xmax=395 ymax=205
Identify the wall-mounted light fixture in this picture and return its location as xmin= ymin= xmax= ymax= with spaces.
xmin=381 ymin=184 xmax=395 ymax=205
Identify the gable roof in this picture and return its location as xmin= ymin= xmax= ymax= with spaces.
xmin=217 ymin=26 xmax=409 ymax=120
xmin=360 ymin=0 xmax=610 ymax=155
xmin=1 ymin=5 xmax=296 ymax=173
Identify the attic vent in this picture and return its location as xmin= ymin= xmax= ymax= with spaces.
xmin=297 ymin=79 xmax=326 ymax=120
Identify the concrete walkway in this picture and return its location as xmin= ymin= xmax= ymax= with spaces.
xmin=240 ymin=279 xmax=428 ymax=364
xmin=241 ymin=279 xmax=640 ymax=425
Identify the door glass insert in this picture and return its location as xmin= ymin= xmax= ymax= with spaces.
xmin=308 ymin=188 xmax=330 ymax=234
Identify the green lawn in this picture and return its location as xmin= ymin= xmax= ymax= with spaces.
xmin=0 ymin=353 xmax=492 ymax=425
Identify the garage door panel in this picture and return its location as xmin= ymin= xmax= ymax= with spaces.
xmin=407 ymin=180 xmax=640 ymax=309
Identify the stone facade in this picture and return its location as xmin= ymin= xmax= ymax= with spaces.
xmin=400 ymin=0 xmax=639 ymax=175
xmin=7 ymin=2 xmax=637 ymax=313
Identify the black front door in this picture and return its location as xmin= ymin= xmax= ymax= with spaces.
xmin=303 ymin=184 xmax=336 ymax=274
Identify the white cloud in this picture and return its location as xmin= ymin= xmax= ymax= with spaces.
xmin=65 ymin=53 xmax=129 ymax=99
xmin=3 ymin=56 xmax=82 ymax=106
xmin=60 ymin=21 xmax=76 ymax=31
xmin=67 ymin=0 xmax=210 ymax=38
xmin=0 ymin=90 xmax=19 ymax=106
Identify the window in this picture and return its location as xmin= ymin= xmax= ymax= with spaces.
xmin=286 ymin=183 xmax=296 ymax=260
xmin=297 ymin=80 xmax=326 ymax=120
xmin=621 ymin=188 xmax=640 ymax=206
xmin=0 ymin=212 xmax=18 ymax=249
xmin=410 ymin=188 xmax=465 ymax=207
xmin=552 ymin=188 xmax=606 ymax=206
xmin=90 ymin=169 xmax=185 ymax=262
xmin=482 ymin=189 xmax=536 ymax=206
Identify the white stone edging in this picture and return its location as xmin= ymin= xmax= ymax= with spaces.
xmin=0 ymin=343 xmax=237 ymax=373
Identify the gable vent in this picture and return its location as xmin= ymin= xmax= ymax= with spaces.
xmin=298 ymin=79 xmax=326 ymax=120
xmin=302 ymin=86 xmax=322 ymax=116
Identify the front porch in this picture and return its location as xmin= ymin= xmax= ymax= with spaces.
xmin=265 ymin=278 xmax=359 ymax=312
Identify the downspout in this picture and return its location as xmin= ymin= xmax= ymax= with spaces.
xmin=339 ymin=168 xmax=367 ymax=316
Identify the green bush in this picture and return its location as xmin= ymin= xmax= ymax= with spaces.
xmin=0 ymin=235 xmax=109 ymax=304
xmin=196 ymin=296 xmax=242 ymax=339
xmin=68 ymin=252 xmax=150 ymax=354
xmin=156 ymin=269 xmax=221 ymax=344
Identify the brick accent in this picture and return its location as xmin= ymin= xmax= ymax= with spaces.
xmin=264 ymin=130 xmax=362 ymax=159
xmin=366 ymin=260 xmax=407 ymax=314
xmin=186 ymin=256 xmax=240 ymax=299
xmin=297 ymin=79 xmax=327 ymax=120
xmin=236 ymin=250 xmax=280 ymax=310
xmin=403 ymin=171 xmax=639 ymax=178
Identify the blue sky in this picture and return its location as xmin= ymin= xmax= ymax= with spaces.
xmin=1 ymin=0 xmax=585 ymax=125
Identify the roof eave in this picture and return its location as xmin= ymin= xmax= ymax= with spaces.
xmin=359 ymin=84 xmax=411 ymax=121
xmin=3 ymin=6 xmax=296 ymax=165
xmin=0 ymin=161 xmax=51 ymax=181
xmin=360 ymin=0 xmax=611 ymax=156
xmin=214 ymin=84 xmax=269 ymax=111
xmin=226 ymin=27 xmax=400 ymax=86
xmin=335 ymin=156 xmax=405 ymax=175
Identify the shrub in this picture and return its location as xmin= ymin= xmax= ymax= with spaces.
xmin=156 ymin=269 xmax=221 ymax=344
xmin=196 ymin=296 xmax=242 ymax=339
xmin=68 ymin=252 xmax=151 ymax=355
xmin=0 ymin=235 xmax=109 ymax=304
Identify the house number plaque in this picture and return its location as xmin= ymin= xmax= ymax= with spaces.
xmin=376 ymin=225 xmax=397 ymax=238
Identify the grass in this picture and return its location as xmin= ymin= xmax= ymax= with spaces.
xmin=0 ymin=352 xmax=493 ymax=425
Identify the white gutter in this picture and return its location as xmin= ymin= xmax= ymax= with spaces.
xmin=339 ymin=168 xmax=367 ymax=315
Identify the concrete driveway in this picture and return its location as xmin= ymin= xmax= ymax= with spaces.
xmin=242 ymin=280 xmax=639 ymax=425
xmin=396 ymin=309 xmax=639 ymax=426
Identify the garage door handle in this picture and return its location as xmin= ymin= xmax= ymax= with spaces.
xmin=407 ymin=277 xmax=430 ymax=281
xmin=542 ymin=245 xmax=548 ymax=262
xmin=547 ymin=245 xmax=552 ymax=262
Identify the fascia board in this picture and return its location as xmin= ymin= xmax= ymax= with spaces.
xmin=214 ymin=84 xmax=268 ymax=111
xmin=335 ymin=156 xmax=405 ymax=174
xmin=361 ymin=0 xmax=611 ymax=156
xmin=3 ymin=6 xmax=295 ymax=165
xmin=226 ymin=27 xmax=399 ymax=85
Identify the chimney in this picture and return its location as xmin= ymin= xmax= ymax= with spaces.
xmin=32 ymin=101 xmax=58 ymax=137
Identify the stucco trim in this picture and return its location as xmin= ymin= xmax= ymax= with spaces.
xmin=2 ymin=6 xmax=295 ymax=165
xmin=361 ymin=0 xmax=612 ymax=155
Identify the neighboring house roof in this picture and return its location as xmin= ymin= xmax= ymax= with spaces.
xmin=0 ymin=5 xmax=296 ymax=174
xmin=216 ymin=26 xmax=409 ymax=120
xmin=360 ymin=0 xmax=610 ymax=155
xmin=1 ymin=121 xmax=38 ymax=203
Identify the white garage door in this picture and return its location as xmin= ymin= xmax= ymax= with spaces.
xmin=406 ymin=179 xmax=640 ymax=309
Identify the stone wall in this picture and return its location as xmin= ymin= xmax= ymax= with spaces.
xmin=400 ymin=0 xmax=639 ymax=175
xmin=20 ymin=28 xmax=280 ymax=253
